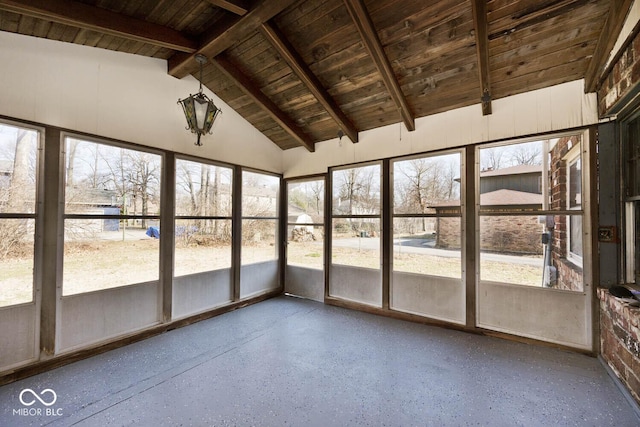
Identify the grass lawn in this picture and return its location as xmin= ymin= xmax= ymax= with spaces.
xmin=2 ymin=238 xmax=548 ymax=307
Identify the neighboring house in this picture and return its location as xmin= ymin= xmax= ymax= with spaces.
xmin=65 ymin=187 xmax=121 ymax=233
xmin=433 ymin=141 xmax=583 ymax=292
xmin=434 ymin=165 xmax=544 ymax=255
xmin=479 ymin=164 xmax=542 ymax=194
xmin=243 ymin=184 xmax=278 ymax=215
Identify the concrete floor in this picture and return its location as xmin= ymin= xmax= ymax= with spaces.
xmin=1 ymin=296 xmax=639 ymax=426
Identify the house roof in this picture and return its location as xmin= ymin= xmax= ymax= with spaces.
xmin=432 ymin=189 xmax=542 ymax=208
xmin=480 ymin=189 xmax=542 ymax=205
xmin=480 ymin=164 xmax=542 ymax=177
xmin=66 ymin=187 xmax=119 ymax=206
xmin=0 ymin=0 xmax=621 ymax=152
xmin=454 ymin=163 xmax=542 ymax=182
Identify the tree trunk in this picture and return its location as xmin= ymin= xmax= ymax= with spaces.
xmin=8 ymin=130 xmax=31 ymax=211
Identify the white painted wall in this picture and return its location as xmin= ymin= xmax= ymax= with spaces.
xmin=391 ymin=273 xmax=465 ymax=325
xmin=477 ymin=282 xmax=591 ymax=350
xmin=285 ymin=266 xmax=324 ymax=302
xmin=329 ymin=265 xmax=382 ymax=307
xmin=58 ymin=282 xmax=160 ymax=353
xmin=0 ymin=305 xmax=37 ymax=370
xmin=0 ymin=31 xmax=282 ymax=172
xmin=240 ymin=261 xmax=279 ymax=299
xmin=173 ymin=269 xmax=233 ymax=319
xmin=283 ymin=80 xmax=598 ymax=177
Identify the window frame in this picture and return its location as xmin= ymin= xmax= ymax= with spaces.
xmin=60 ymin=132 xmax=165 ymax=295
xmin=173 ymin=155 xmax=235 ymax=277
xmin=329 ymin=161 xmax=383 ymax=270
xmin=565 ymin=144 xmax=583 ymax=267
xmin=623 ymin=112 xmax=640 ymax=283
xmin=390 ymin=149 xmax=464 ymax=279
xmin=476 ymin=132 xmax=587 ymax=292
xmin=240 ymin=167 xmax=282 ymax=265
xmin=285 ymin=175 xmax=326 ymax=270
xmin=0 ymin=119 xmax=44 ymax=308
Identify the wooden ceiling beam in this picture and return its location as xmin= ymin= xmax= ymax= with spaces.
xmin=0 ymin=0 xmax=198 ymax=52
xmin=213 ymin=53 xmax=315 ymax=152
xmin=207 ymin=0 xmax=249 ymax=16
xmin=584 ymin=0 xmax=634 ymax=93
xmin=168 ymin=0 xmax=298 ymax=79
xmin=260 ymin=21 xmax=359 ymax=143
xmin=342 ymin=0 xmax=415 ymax=132
xmin=472 ymin=0 xmax=492 ymax=115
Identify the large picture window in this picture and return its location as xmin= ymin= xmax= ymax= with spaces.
xmin=63 ymin=137 xmax=162 ymax=295
xmin=174 ymin=159 xmax=232 ymax=277
xmin=478 ymin=136 xmax=584 ymax=291
xmin=0 ymin=123 xmax=39 ymax=307
xmin=392 ymin=152 xmax=462 ymax=278
xmin=331 ymin=163 xmax=381 ymax=270
xmin=241 ymin=170 xmax=279 ymax=265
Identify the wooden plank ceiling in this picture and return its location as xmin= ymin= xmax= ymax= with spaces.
xmin=0 ymin=0 xmax=621 ymax=152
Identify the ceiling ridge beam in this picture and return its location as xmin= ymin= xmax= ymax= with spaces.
xmin=584 ymin=0 xmax=634 ymax=93
xmin=0 ymin=0 xmax=198 ymax=52
xmin=260 ymin=21 xmax=359 ymax=143
xmin=213 ymin=53 xmax=315 ymax=152
xmin=342 ymin=0 xmax=415 ymax=132
xmin=207 ymin=0 xmax=249 ymax=16
xmin=472 ymin=0 xmax=492 ymax=115
xmin=168 ymin=0 xmax=298 ymax=79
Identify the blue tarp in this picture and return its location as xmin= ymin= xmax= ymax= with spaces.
xmin=146 ymin=226 xmax=160 ymax=239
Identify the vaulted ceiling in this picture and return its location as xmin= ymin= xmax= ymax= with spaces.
xmin=0 ymin=0 xmax=631 ymax=152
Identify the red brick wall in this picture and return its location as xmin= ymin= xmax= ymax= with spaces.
xmin=599 ymin=288 xmax=640 ymax=405
xmin=436 ymin=217 xmax=461 ymax=249
xmin=596 ymin=32 xmax=640 ymax=402
xmin=598 ymin=29 xmax=640 ymax=115
xmin=555 ymin=259 xmax=583 ymax=291
xmin=548 ymin=136 xmax=583 ymax=291
xmin=436 ymin=216 xmax=543 ymax=254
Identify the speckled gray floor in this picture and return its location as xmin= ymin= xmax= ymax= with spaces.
xmin=1 ymin=296 xmax=638 ymax=426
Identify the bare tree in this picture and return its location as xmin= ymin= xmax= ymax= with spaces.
xmin=0 ymin=128 xmax=35 ymax=260
xmin=8 ymin=130 xmax=32 ymax=211
xmin=66 ymin=139 xmax=79 ymax=188
xmin=443 ymin=159 xmax=459 ymax=200
xmin=124 ymin=151 xmax=160 ymax=228
xmin=309 ymin=180 xmax=324 ymax=215
xmin=480 ymin=147 xmax=505 ymax=171
xmin=336 ymin=167 xmax=378 ymax=216
xmin=508 ymin=143 xmax=542 ymax=166
xmin=398 ymin=158 xmax=450 ymax=231
xmin=177 ymin=161 xmax=198 ymax=215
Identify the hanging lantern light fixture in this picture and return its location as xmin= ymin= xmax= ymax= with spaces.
xmin=178 ymin=54 xmax=221 ymax=146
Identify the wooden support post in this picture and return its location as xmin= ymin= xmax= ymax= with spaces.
xmin=278 ymin=175 xmax=286 ymax=294
xmin=232 ymin=167 xmax=242 ymax=301
xmin=464 ymin=146 xmax=477 ymax=330
xmin=382 ymin=159 xmax=391 ymax=310
xmin=588 ymin=126 xmax=600 ymax=354
xmin=40 ymin=127 xmax=63 ymax=357
xmin=160 ymin=152 xmax=175 ymax=322
xmin=325 ymin=170 xmax=333 ymax=301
